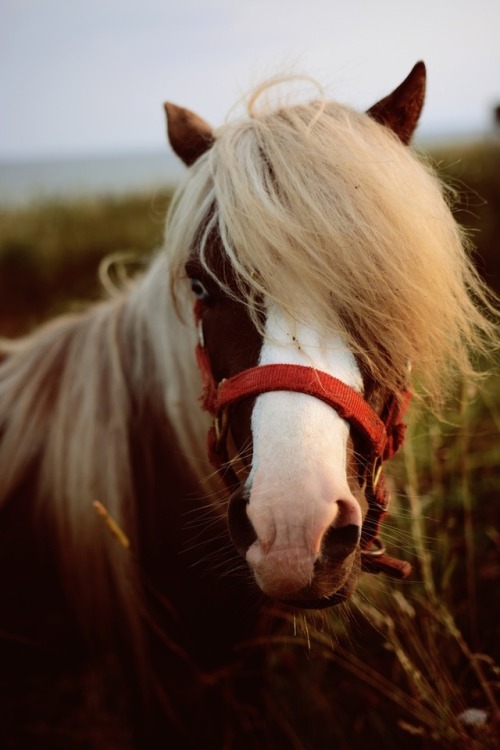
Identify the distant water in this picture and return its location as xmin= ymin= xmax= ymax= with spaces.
xmin=0 ymin=130 xmax=493 ymax=208
xmin=0 ymin=150 xmax=185 ymax=207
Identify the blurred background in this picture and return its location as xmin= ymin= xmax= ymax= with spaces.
xmin=0 ymin=2 xmax=499 ymax=749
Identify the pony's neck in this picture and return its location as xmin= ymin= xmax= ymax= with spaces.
xmin=0 ymin=252 xmax=215 ymax=653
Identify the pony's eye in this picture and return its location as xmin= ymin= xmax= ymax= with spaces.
xmin=190 ymin=278 xmax=210 ymax=302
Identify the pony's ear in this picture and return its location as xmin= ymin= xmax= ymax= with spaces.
xmin=367 ymin=61 xmax=426 ymax=144
xmin=164 ymin=102 xmax=214 ymax=166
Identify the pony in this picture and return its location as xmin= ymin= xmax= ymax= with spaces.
xmin=0 ymin=62 xmax=495 ymax=748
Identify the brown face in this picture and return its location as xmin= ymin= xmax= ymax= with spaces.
xmin=186 ymin=248 xmax=368 ymax=608
xmin=169 ymin=62 xmax=426 ymax=606
xmin=185 ymin=252 xmax=262 ymax=459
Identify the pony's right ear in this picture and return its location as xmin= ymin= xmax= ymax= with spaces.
xmin=164 ymin=103 xmax=214 ymax=166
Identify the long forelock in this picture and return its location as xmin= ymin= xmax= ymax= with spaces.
xmin=167 ymin=80 xmax=497 ymax=405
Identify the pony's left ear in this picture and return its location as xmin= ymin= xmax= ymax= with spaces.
xmin=164 ymin=102 xmax=215 ymax=166
xmin=367 ymin=61 xmax=426 ymax=144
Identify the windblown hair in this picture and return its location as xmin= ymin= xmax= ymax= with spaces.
xmin=0 ymin=251 xmax=206 ymax=654
xmin=168 ymin=77 xmax=497 ymax=404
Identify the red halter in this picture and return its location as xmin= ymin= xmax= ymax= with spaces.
xmin=195 ymin=305 xmax=412 ymax=580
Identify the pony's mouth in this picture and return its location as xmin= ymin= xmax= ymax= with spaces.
xmin=273 ymin=545 xmax=361 ymax=609
xmin=284 ymin=566 xmax=360 ymax=609
xmin=285 ymin=589 xmax=354 ymax=610
xmin=250 ymin=541 xmax=361 ymax=609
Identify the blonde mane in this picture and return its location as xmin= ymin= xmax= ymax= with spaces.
xmin=167 ymin=77 xmax=497 ymax=405
xmin=0 ymin=251 xmax=209 ymax=652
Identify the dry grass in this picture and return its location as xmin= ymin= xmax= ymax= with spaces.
xmin=274 ymin=370 xmax=500 ymax=749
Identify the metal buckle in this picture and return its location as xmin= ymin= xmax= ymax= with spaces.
xmin=371 ymin=455 xmax=383 ymax=489
xmin=214 ymin=406 xmax=229 ymax=450
xmin=361 ymin=537 xmax=386 ymax=557
xmin=197 ymin=319 xmax=205 ymax=348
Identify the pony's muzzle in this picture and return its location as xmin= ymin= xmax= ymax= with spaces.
xmin=227 ymin=484 xmax=362 ymax=605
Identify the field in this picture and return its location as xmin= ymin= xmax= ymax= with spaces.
xmin=0 ymin=142 xmax=498 ymax=748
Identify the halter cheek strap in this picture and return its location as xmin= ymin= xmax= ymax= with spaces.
xmin=195 ymin=306 xmax=412 ymax=580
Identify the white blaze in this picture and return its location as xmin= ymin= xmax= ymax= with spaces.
xmin=244 ymin=304 xmax=364 ymax=597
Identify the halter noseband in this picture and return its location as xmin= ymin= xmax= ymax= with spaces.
xmin=195 ymin=306 xmax=412 ymax=580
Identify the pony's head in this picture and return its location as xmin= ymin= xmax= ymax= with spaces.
xmin=162 ymin=63 xmax=493 ymax=607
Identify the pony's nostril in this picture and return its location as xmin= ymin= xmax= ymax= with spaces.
xmin=335 ymin=497 xmax=363 ymax=529
xmin=320 ymin=523 xmax=360 ymax=564
xmin=228 ymin=485 xmax=257 ymax=557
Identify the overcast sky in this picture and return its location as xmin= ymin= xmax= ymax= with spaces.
xmin=1 ymin=0 xmax=499 ymax=159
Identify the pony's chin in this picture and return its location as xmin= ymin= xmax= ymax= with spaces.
xmin=284 ymin=580 xmax=357 ymax=609
xmin=267 ymin=549 xmax=361 ymax=610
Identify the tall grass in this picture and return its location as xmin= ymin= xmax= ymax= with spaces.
xmin=0 ymin=191 xmax=171 ymax=335
xmin=426 ymin=139 xmax=500 ymax=295
xmin=346 ymin=376 xmax=500 ymax=748
xmin=248 ymin=369 xmax=499 ymax=749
